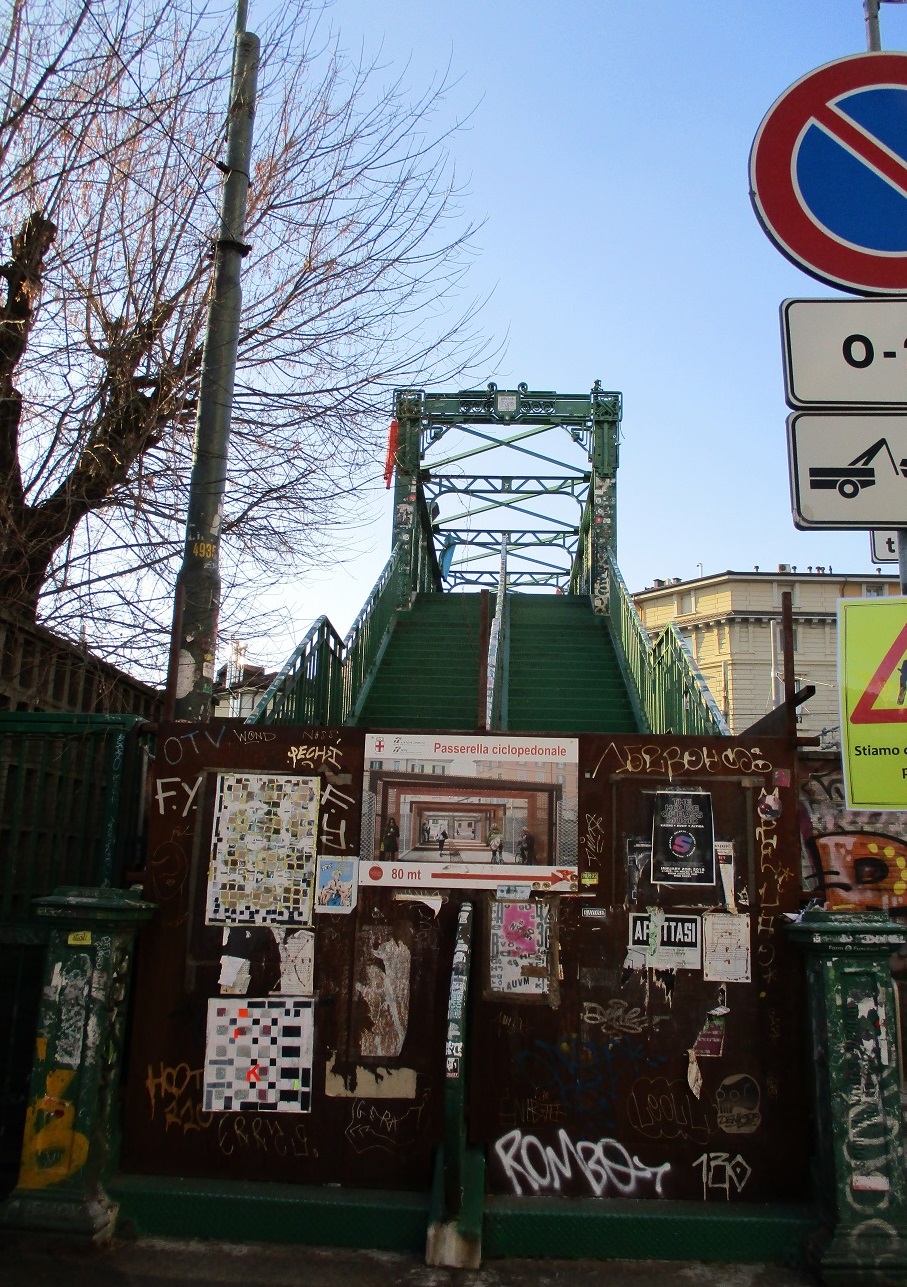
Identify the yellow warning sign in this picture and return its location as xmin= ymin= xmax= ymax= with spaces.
xmin=840 ymin=597 xmax=907 ymax=809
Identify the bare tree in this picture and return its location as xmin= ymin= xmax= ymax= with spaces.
xmin=0 ymin=0 xmax=487 ymax=675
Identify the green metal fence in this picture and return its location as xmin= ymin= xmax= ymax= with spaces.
xmin=250 ymin=495 xmax=442 ymax=727
xmin=0 ymin=713 xmax=151 ymax=1196
xmin=571 ymin=527 xmax=729 ymax=737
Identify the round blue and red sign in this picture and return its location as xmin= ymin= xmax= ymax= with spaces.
xmin=750 ymin=52 xmax=907 ymax=294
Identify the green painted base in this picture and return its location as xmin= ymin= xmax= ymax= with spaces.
xmin=110 ymin=1175 xmax=430 ymax=1249
xmin=0 ymin=1186 xmax=117 ymax=1241
xmin=483 ymin=1196 xmax=817 ymax=1263
xmin=110 ymin=1174 xmax=817 ymax=1263
xmin=820 ymin=1229 xmax=907 ymax=1287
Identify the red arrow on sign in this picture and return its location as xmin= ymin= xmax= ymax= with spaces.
xmin=246 ymin=1064 xmax=262 ymax=1083
xmin=850 ymin=620 xmax=907 ymax=723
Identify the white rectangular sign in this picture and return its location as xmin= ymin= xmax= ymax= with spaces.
xmin=871 ymin=530 xmax=899 ymax=563
xmin=782 ymin=298 xmax=907 ymax=408
xmin=788 ymin=413 xmax=907 ymax=530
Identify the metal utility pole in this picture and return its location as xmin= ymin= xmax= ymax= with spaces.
xmin=862 ymin=0 xmax=907 ymax=593
xmin=171 ymin=5 xmax=259 ymax=720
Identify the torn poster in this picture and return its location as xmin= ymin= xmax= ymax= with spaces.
xmin=692 ymin=1008 xmax=728 ymax=1057
xmin=625 ymin=838 xmax=651 ymax=904
xmin=651 ymin=790 xmax=715 ymax=887
xmin=218 ymin=955 xmax=251 ymax=995
xmin=703 ymin=912 xmax=751 ymax=982
xmin=203 ymin=996 xmax=314 ymax=1112
xmin=488 ymin=900 xmax=551 ymax=997
xmin=314 ymin=855 xmax=357 ymax=913
xmin=206 ymin=773 xmax=318 ymax=925
xmin=271 ymin=928 xmax=315 ymax=994
xmin=629 ymin=909 xmax=702 ymax=970
xmin=715 ymin=841 xmax=737 ymax=913
xmin=355 ymin=929 xmax=412 ymax=1059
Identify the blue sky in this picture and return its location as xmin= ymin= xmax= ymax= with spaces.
xmin=252 ymin=0 xmax=907 ymax=668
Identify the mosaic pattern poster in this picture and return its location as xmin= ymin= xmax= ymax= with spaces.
xmin=203 ymin=997 xmax=314 ymax=1112
xmin=206 ymin=773 xmax=319 ymax=925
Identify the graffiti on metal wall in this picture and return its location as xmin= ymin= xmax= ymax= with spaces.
xmin=800 ymin=758 xmax=907 ymax=909
xmin=494 ymin=1127 xmax=671 ymax=1198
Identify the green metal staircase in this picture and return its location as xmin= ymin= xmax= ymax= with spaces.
xmin=352 ymin=592 xmax=488 ymax=730
xmin=505 ymin=593 xmax=638 ymax=733
xmin=249 ymin=382 xmax=728 ymax=738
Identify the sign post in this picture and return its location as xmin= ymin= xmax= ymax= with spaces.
xmin=752 ymin=50 xmax=907 ymax=591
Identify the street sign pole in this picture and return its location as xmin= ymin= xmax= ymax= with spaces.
xmin=865 ymin=2 xmax=907 ymax=592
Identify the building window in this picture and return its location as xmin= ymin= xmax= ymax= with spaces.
xmin=864 ymin=583 xmax=885 ymax=598
xmin=678 ymin=591 xmax=695 ymax=615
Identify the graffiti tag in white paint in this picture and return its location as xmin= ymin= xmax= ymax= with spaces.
xmin=494 ymin=1127 xmax=670 ymax=1198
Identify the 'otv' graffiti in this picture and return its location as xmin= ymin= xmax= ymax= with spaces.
xmin=494 ymin=1127 xmax=670 ymax=1198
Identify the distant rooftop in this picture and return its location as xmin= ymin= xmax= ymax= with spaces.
xmin=635 ymin=566 xmax=898 ymax=594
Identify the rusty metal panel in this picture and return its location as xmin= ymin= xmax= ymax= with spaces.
xmin=122 ymin=723 xmax=454 ymax=1190
xmin=122 ymin=726 xmax=809 ymax=1208
xmin=472 ymin=734 xmax=810 ymax=1205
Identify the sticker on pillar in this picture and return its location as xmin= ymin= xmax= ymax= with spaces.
xmin=314 ymin=856 xmax=357 ymax=913
xmin=206 ymin=773 xmax=319 ymax=925
xmin=359 ymin=733 xmax=578 ymax=891
xmin=203 ymin=996 xmax=314 ymax=1112
xmin=702 ymin=912 xmax=751 ymax=982
xmin=651 ymin=790 xmax=716 ymax=887
xmin=487 ymin=900 xmax=552 ymax=998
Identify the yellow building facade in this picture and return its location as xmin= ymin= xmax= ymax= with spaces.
xmin=633 ymin=567 xmax=900 ymax=746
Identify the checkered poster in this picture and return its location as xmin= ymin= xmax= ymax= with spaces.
xmin=203 ymin=997 xmax=314 ymax=1112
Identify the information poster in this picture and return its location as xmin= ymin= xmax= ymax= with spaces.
xmin=651 ymin=790 xmax=715 ymax=887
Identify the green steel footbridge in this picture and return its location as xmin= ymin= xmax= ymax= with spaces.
xmin=249 ymin=382 xmax=727 ymax=737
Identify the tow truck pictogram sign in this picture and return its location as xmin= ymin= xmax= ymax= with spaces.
xmin=808 ymin=437 xmax=907 ymax=500
xmin=788 ymin=414 xmax=907 ymax=529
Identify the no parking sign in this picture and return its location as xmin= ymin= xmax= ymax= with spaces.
xmin=751 ymin=53 xmax=907 ymax=294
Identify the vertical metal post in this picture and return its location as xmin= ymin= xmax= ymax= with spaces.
xmin=861 ymin=2 xmax=907 ymax=591
xmin=781 ymin=590 xmax=797 ymax=743
xmin=173 ymin=10 xmax=260 ymax=720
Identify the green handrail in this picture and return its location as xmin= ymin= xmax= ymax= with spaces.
xmin=603 ymin=551 xmax=729 ymax=736
xmin=569 ymin=505 xmax=728 ymax=736
xmin=250 ymin=485 xmax=441 ymax=727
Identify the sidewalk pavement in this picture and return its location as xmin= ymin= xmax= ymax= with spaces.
xmin=0 ymin=1235 xmax=819 ymax=1287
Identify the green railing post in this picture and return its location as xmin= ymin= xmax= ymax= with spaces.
xmin=1 ymin=886 xmax=154 ymax=1239
xmin=787 ymin=909 xmax=907 ymax=1285
xmin=427 ymin=901 xmax=484 ymax=1269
